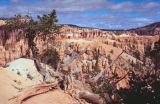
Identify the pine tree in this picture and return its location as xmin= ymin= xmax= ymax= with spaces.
xmin=6 ymin=9 xmax=61 ymax=81
xmin=150 ymin=38 xmax=160 ymax=72
xmin=6 ymin=9 xmax=60 ymax=58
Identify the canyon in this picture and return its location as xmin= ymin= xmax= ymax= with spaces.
xmin=0 ymin=21 xmax=159 ymax=66
xmin=0 ymin=20 xmax=160 ymax=104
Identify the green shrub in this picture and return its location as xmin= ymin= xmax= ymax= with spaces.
xmin=41 ymin=48 xmax=60 ymax=69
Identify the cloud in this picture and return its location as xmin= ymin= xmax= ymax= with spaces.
xmin=143 ymin=2 xmax=159 ymax=9
xmin=106 ymin=1 xmax=160 ymax=12
xmin=133 ymin=18 xmax=153 ymax=22
xmin=10 ymin=0 xmax=19 ymax=2
xmin=35 ymin=0 xmax=106 ymax=12
xmin=0 ymin=0 xmax=160 ymax=29
xmin=107 ymin=2 xmax=134 ymax=11
xmin=0 ymin=0 xmax=107 ymax=17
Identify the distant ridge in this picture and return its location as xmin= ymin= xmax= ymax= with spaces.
xmin=60 ymin=24 xmax=125 ymax=31
xmin=129 ymin=22 xmax=160 ymax=35
xmin=61 ymin=22 xmax=160 ymax=35
xmin=1 ymin=18 xmax=160 ymax=35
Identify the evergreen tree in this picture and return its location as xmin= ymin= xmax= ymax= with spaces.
xmin=150 ymin=38 xmax=160 ymax=72
xmin=6 ymin=9 xmax=61 ymax=59
xmin=6 ymin=9 xmax=61 ymax=80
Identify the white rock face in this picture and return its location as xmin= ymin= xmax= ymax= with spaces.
xmin=119 ymin=34 xmax=129 ymax=37
xmin=5 ymin=58 xmax=43 ymax=84
xmin=0 ymin=20 xmax=6 ymax=26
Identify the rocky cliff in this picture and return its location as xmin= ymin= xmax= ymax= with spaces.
xmin=0 ymin=22 xmax=159 ymax=66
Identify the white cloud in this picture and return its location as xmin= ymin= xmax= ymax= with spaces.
xmin=10 ymin=0 xmax=20 ymax=3
xmin=106 ymin=1 xmax=160 ymax=12
xmin=108 ymin=2 xmax=133 ymax=10
xmin=0 ymin=0 xmax=159 ymax=29
xmin=133 ymin=18 xmax=152 ymax=22
xmin=143 ymin=2 xmax=159 ymax=9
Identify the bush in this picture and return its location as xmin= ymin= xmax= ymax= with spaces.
xmin=113 ymin=42 xmax=117 ymax=47
xmin=41 ymin=48 xmax=60 ymax=69
xmin=110 ymin=49 xmax=114 ymax=54
xmin=118 ymin=70 xmax=160 ymax=104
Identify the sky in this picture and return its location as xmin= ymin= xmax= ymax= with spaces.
xmin=0 ymin=0 xmax=160 ymax=29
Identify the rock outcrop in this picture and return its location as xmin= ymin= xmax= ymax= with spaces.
xmin=0 ymin=20 xmax=6 ymax=26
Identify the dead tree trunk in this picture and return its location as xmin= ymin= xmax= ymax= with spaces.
xmin=79 ymin=91 xmax=106 ymax=104
xmin=93 ymin=51 xmax=124 ymax=82
xmin=28 ymin=39 xmax=47 ymax=81
xmin=9 ymin=83 xmax=59 ymax=104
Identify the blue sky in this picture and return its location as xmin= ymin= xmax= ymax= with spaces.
xmin=0 ymin=0 xmax=160 ymax=29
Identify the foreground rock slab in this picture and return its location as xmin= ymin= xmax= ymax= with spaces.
xmin=9 ymin=83 xmax=82 ymax=104
xmin=0 ymin=68 xmax=34 ymax=104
